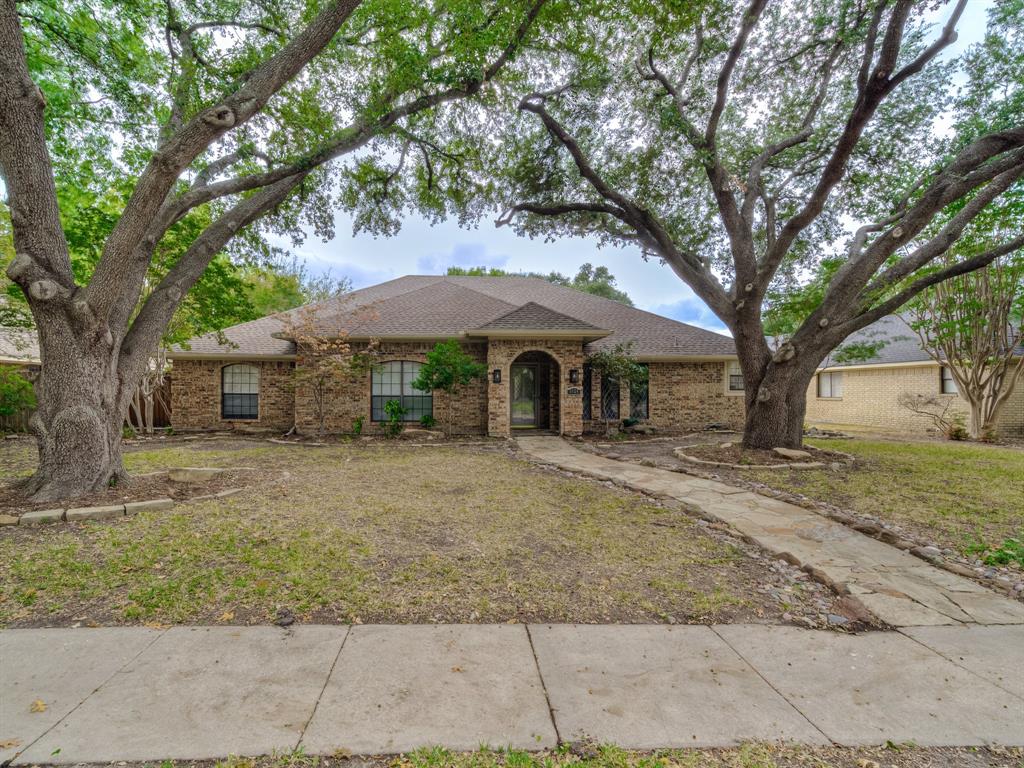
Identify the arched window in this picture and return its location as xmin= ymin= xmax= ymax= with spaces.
xmin=371 ymin=361 xmax=432 ymax=422
xmin=222 ymin=364 xmax=259 ymax=419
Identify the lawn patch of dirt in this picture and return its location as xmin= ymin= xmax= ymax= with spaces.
xmin=0 ymin=438 xmax=842 ymax=628
xmin=676 ymin=441 xmax=847 ymax=467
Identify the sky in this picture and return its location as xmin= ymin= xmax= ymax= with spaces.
xmin=268 ymin=0 xmax=991 ymax=337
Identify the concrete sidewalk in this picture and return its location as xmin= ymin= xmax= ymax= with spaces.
xmin=2 ymin=624 xmax=1022 ymax=764
xmin=517 ymin=436 xmax=1024 ymax=627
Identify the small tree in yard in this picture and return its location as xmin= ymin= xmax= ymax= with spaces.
xmin=411 ymin=339 xmax=487 ymax=437
xmin=586 ymin=342 xmax=648 ymax=435
xmin=907 ymin=252 xmax=1024 ymax=440
xmin=282 ymin=307 xmax=355 ymax=440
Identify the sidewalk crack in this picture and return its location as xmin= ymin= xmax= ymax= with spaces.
xmin=295 ymin=626 xmax=350 ymax=749
xmin=897 ymin=628 xmax=1024 ymax=703
xmin=524 ymin=624 xmax=561 ymax=746
xmin=710 ymin=626 xmax=834 ymax=746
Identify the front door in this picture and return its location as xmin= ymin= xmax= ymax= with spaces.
xmin=510 ymin=364 xmax=538 ymax=427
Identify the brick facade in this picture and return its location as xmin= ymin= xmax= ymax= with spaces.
xmin=171 ymin=345 xmax=748 ymax=437
xmin=170 ymin=359 xmax=295 ymax=432
xmin=486 ymin=338 xmax=586 ymax=437
xmin=293 ymin=341 xmax=489 ymax=436
xmin=805 ymin=362 xmax=1024 ymax=438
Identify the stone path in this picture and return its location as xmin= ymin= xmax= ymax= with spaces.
xmin=2 ymin=624 xmax=1022 ymax=764
xmin=517 ymin=436 xmax=1024 ymax=628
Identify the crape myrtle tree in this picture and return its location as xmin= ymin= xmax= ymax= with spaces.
xmin=487 ymin=0 xmax=1024 ymax=449
xmin=0 ymin=0 xmax=556 ymax=500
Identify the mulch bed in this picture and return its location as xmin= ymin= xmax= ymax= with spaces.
xmin=680 ymin=441 xmax=848 ymax=466
xmin=0 ymin=468 xmax=257 ymax=516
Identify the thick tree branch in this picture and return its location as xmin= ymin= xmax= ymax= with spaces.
xmin=87 ymin=0 xmax=364 ymax=326
xmin=0 ymin=0 xmax=73 ymax=287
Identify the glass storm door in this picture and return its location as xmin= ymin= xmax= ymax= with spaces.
xmin=510 ymin=364 xmax=538 ymax=426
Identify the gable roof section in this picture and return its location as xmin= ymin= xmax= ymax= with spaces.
xmin=170 ymin=274 xmax=737 ymax=359
xmin=470 ymin=302 xmax=609 ymax=339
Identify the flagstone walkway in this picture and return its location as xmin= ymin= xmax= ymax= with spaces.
xmin=2 ymin=623 xmax=1022 ymax=764
xmin=516 ymin=436 xmax=1024 ymax=628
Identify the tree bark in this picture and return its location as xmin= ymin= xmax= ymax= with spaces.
xmin=26 ymin=314 xmax=131 ymax=501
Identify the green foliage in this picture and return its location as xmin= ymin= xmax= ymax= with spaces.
xmin=419 ymin=414 xmax=436 ymax=429
xmin=446 ymin=263 xmax=634 ymax=305
xmin=586 ymin=342 xmax=648 ymax=392
xmin=382 ymin=399 xmax=407 ymax=438
xmin=412 ymin=339 xmax=487 ymax=436
xmin=352 ymin=415 xmax=364 ymax=436
xmin=412 ymin=339 xmax=488 ymax=395
xmin=0 ymin=366 xmax=36 ymax=418
xmin=241 ymin=259 xmax=351 ymax=317
xmin=966 ymin=537 xmax=1024 ymax=568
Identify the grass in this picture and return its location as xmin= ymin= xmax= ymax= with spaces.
xmin=193 ymin=743 xmax=1020 ymax=768
xmin=746 ymin=438 xmax=1024 ymax=557
xmin=0 ymin=438 xmax=794 ymax=627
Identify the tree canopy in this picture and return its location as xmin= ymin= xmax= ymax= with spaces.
xmin=436 ymin=0 xmax=1024 ymax=448
xmin=445 ymin=262 xmax=633 ymax=304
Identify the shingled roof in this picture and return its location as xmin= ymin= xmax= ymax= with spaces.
xmin=470 ymin=302 xmax=608 ymax=337
xmin=170 ymin=275 xmax=736 ymax=359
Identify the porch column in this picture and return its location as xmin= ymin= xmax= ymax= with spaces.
xmin=486 ymin=343 xmax=510 ymax=437
xmin=560 ymin=346 xmax=585 ymax=437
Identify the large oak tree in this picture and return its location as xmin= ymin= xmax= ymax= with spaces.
xmin=0 ymin=0 xmax=552 ymax=500
xmin=487 ymin=0 xmax=1024 ymax=448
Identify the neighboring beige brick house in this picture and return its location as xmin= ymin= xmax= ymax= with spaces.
xmin=805 ymin=315 xmax=1024 ymax=438
xmin=169 ymin=275 xmax=744 ymax=437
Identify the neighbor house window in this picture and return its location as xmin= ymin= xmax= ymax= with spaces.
xmin=727 ymin=361 xmax=744 ymax=392
xmin=817 ymin=371 xmax=843 ymax=398
xmin=630 ymin=364 xmax=649 ymax=419
xmin=941 ymin=366 xmax=958 ymax=394
xmin=582 ymin=365 xmax=592 ymax=421
xmin=371 ymin=361 xmax=432 ymax=422
xmin=222 ymin=364 xmax=259 ymax=419
xmin=601 ymin=374 xmax=619 ymax=420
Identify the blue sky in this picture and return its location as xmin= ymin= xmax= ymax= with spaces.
xmin=271 ymin=1 xmax=990 ymax=336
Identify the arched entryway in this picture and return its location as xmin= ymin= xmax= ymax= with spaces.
xmin=510 ymin=350 xmax=561 ymax=431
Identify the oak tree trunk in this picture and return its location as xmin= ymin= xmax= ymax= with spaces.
xmin=26 ymin=315 xmax=129 ymax=502
xmin=735 ymin=333 xmax=817 ymax=450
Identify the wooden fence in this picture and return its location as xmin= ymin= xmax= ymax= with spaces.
xmin=0 ymin=379 xmax=172 ymax=433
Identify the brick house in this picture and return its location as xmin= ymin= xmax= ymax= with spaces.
xmin=805 ymin=315 xmax=1024 ymax=437
xmin=169 ymin=275 xmax=744 ymax=436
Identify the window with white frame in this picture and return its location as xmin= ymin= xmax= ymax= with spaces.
xmin=727 ymin=361 xmax=744 ymax=392
xmin=371 ymin=361 xmax=432 ymax=422
xmin=222 ymin=364 xmax=259 ymax=419
xmin=817 ymin=371 xmax=843 ymax=398
xmin=940 ymin=366 xmax=958 ymax=394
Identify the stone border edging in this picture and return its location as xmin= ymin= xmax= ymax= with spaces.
xmin=672 ymin=447 xmax=828 ymax=471
xmin=15 ymin=498 xmax=175 ymax=526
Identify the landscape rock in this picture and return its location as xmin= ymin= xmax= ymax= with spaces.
xmin=124 ymin=498 xmax=175 ymax=515
xmin=67 ymin=505 xmax=126 ymax=521
xmin=0 ymin=514 xmax=19 ymax=526
xmin=20 ymin=508 xmax=65 ymax=525
xmin=911 ymin=545 xmax=943 ymax=560
xmin=772 ymin=447 xmax=813 ymax=460
xmin=169 ymin=467 xmax=224 ymax=483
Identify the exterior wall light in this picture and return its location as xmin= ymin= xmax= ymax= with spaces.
xmin=492 ymin=368 xmax=501 ymax=384
xmin=569 ymin=369 xmax=580 ymax=384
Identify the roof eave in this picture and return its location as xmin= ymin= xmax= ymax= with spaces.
xmin=633 ymin=354 xmax=737 ymax=362
xmin=466 ymin=329 xmax=612 ymax=341
xmin=168 ymin=352 xmax=298 ymax=361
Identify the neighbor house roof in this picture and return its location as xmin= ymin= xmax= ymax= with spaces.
xmin=820 ymin=314 xmax=1024 ymax=370
xmin=170 ymin=275 xmax=736 ymax=360
xmin=0 ymin=327 xmax=40 ymax=365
